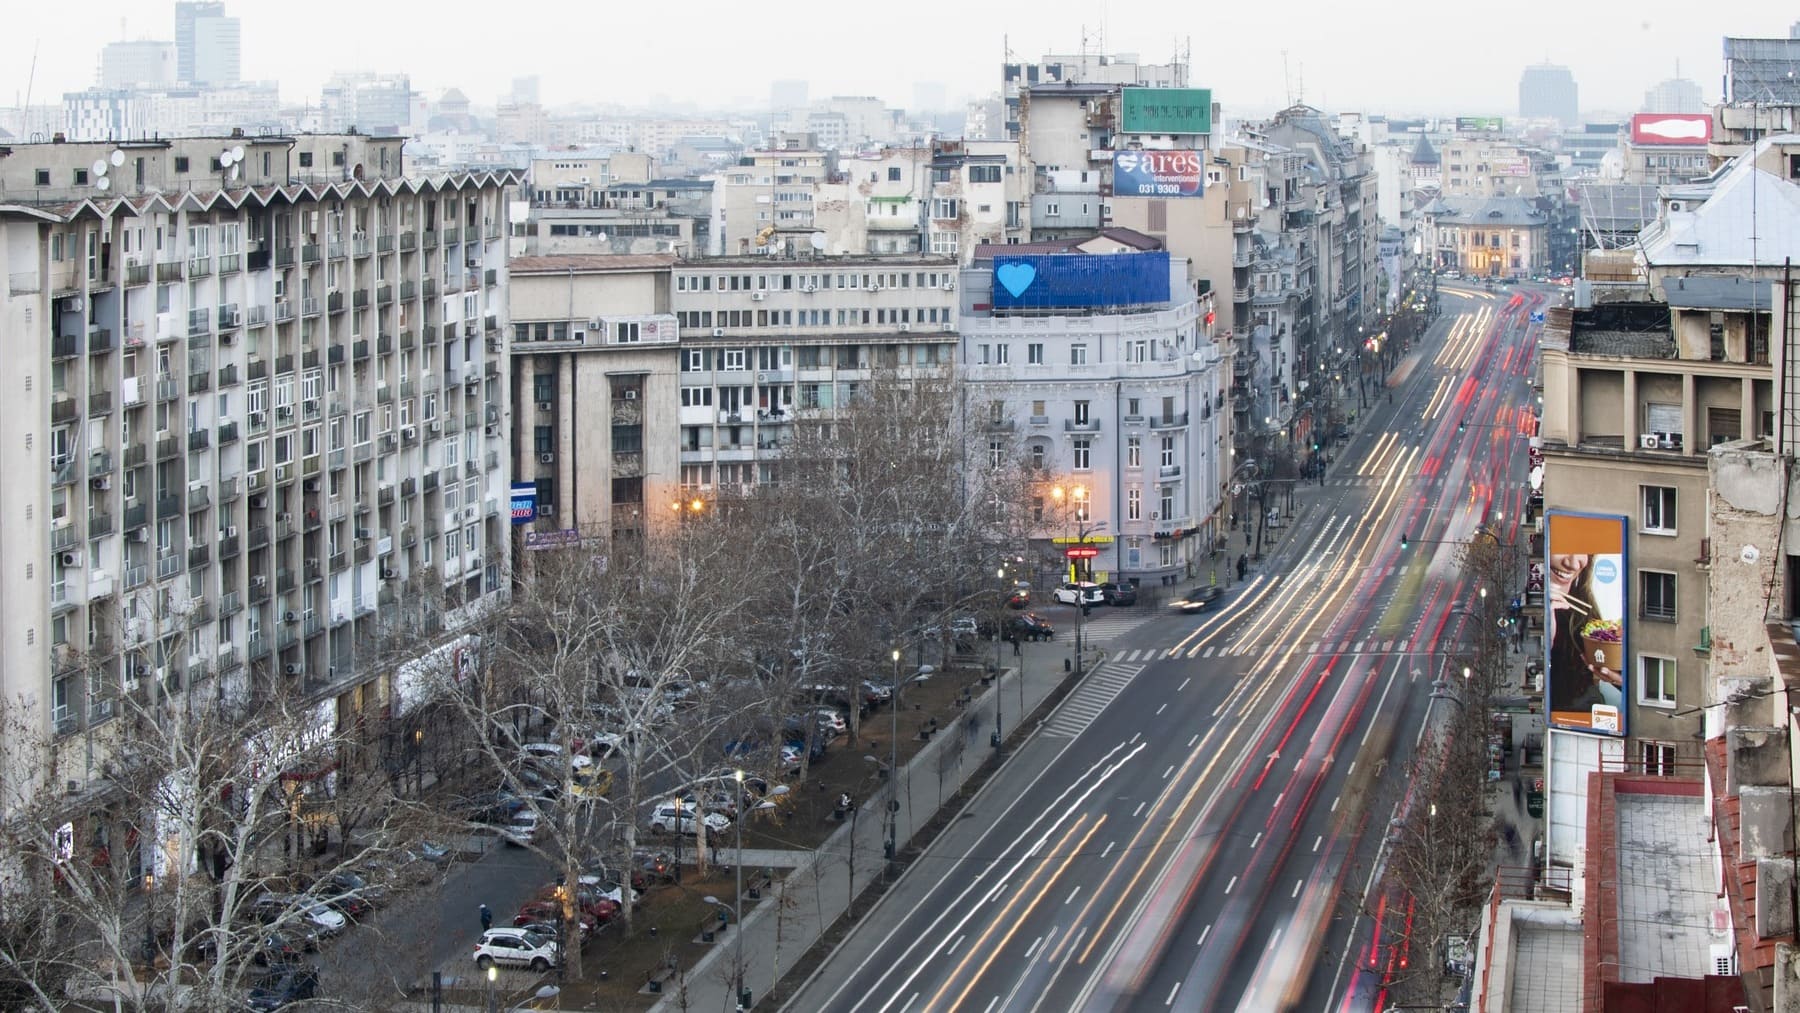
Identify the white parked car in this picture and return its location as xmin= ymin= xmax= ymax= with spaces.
xmin=520 ymin=742 xmax=594 ymax=772
xmin=1051 ymin=582 xmax=1105 ymax=606
xmin=648 ymin=800 xmax=732 ymax=836
xmin=497 ymin=809 xmax=543 ymax=847
xmin=472 ymin=927 xmax=559 ymax=971
xmin=288 ymin=897 xmax=348 ymax=937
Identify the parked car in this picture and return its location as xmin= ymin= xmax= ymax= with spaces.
xmin=520 ymin=742 xmax=594 ymax=774
xmin=859 ymin=679 xmax=894 ymax=707
xmin=1006 ymin=584 xmax=1031 ymax=609
xmin=648 ymin=800 xmax=732 ymax=836
xmin=633 ymin=849 xmax=678 ymax=885
xmin=1051 ymin=582 xmax=1105 ymax=607
xmin=497 ymin=809 xmax=543 ymax=847
xmin=581 ymin=860 xmax=651 ymax=896
xmin=245 ymin=963 xmax=319 ymax=1011
xmin=569 ymin=767 xmax=614 ymax=803
xmin=251 ymin=895 xmax=346 ymax=938
xmin=1098 ymin=581 xmax=1138 ymax=606
xmin=311 ymin=873 xmax=374 ymax=919
xmin=923 ymin=616 xmax=980 ymax=640
xmin=460 ymin=790 xmax=526 ymax=825
xmin=320 ymin=870 xmax=386 ymax=909
xmin=780 ymin=737 xmax=826 ymax=773
xmin=513 ymin=900 xmax=600 ymax=939
xmin=472 ymin=927 xmax=559 ymax=971
xmin=1006 ymin=613 xmax=1055 ymax=642
xmin=1171 ymin=585 xmax=1225 ymax=614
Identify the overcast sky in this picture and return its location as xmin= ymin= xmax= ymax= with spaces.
xmin=1 ymin=0 xmax=1788 ymax=121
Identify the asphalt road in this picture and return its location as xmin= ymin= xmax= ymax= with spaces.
xmin=787 ymin=283 xmax=1546 ymax=1013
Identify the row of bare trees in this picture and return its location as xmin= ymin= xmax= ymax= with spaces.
xmin=0 ymin=368 xmax=1045 ymax=1008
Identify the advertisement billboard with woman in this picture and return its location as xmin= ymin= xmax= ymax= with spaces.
xmin=1544 ymin=511 xmax=1628 ymax=735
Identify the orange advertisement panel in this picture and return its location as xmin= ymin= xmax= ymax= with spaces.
xmin=1544 ymin=512 xmax=1628 ymax=735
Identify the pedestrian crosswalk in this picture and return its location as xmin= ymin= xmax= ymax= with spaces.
xmin=1040 ymin=661 xmax=1146 ymax=739
xmin=1060 ymin=607 xmax=1155 ymax=646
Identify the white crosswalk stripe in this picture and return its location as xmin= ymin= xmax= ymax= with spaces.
xmin=1040 ymin=662 xmax=1147 ymax=738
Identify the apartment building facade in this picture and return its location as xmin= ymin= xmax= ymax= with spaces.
xmin=669 ymin=254 xmax=961 ymax=495
xmin=958 ymin=250 xmax=1229 ymax=587
xmin=711 ymin=134 xmax=833 ymax=255
xmin=0 ymin=133 xmax=516 ymax=801
xmin=811 ymin=140 xmax=1029 ymax=260
xmin=506 ymin=255 xmax=679 ymax=544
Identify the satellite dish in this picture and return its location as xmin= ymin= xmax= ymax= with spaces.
xmin=96 ymin=177 xmax=111 ymax=191
xmin=219 ymin=149 xmax=235 ymax=167
xmin=808 ymin=232 xmax=827 ymax=250
xmin=594 ymin=233 xmax=607 ymax=243
xmin=231 ymin=165 xmax=241 ymax=180
xmin=110 ymin=149 xmax=125 ymax=167
xmin=231 ymin=145 xmax=244 ymax=161
xmin=92 ymin=159 xmax=108 ymax=177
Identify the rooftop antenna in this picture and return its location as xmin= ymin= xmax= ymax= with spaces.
xmin=1281 ymin=51 xmax=1294 ymax=107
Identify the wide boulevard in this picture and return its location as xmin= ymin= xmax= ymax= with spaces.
xmin=787 ymin=281 xmax=1548 ymax=1013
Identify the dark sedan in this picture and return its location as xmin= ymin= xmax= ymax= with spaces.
xmin=1171 ymin=585 xmax=1224 ymax=614
xmin=1006 ymin=612 xmax=1055 ymax=641
xmin=1098 ymin=581 xmax=1138 ymax=606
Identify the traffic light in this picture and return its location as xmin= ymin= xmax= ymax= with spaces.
xmin=1400 ymin=533 xmax=1410 ymax=550
xmin=1457 ymin=421 xmax=1466 ymax=433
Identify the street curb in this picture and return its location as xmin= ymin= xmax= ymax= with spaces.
xmin=772 ymin=650 xmax=1109 ymax=1011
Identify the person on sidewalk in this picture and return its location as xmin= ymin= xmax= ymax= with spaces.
xmin=1011 ymin=634 xmax=1022 ymax=657
xmin=479 ymin=903 xmax=492 ymax=933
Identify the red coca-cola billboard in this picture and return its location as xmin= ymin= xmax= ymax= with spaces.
xmin=1630 ymin=113 xmax=1711 ymax=146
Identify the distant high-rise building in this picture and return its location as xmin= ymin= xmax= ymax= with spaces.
xmin=1518 ymin=63 xmax=1578 ymax=127
xmin=321 ymin=72 xmax=413 ymax=135
xmin=770 ymin=80 xmax=808 ymax=111
xmin=1642 ymin=77 xmax=1704 ymax=114
xmin=174 ymin=1 xmax=240 ymax=84
xmin=98 ymin=40 xmax=177 ymax=90
xmin=511 ymin=76 xmax=539 ymax=106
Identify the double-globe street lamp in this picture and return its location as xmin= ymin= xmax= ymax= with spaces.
xmin=1050 ymin=484 xmax=1104 ymax=677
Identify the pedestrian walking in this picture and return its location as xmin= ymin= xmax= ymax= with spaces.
xmin=1011 ymin=634 xmax=1021 ymax=657
xmin=479 ymin=903 xmax=492 ymax=933
xmin=1236 ymin=554 xmax=1248 ymax=581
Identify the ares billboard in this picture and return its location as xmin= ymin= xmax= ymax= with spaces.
xmin=1630 ymin=113 xmax=1711 ymax=146
xmin=1544 ymin=511 xmax=1629 ymax=736
xmin=990 ymin=251 xmax=1170 ymax=311
xmin=1113 ymin=149 xmax=1205 ymax=198
xmin=1120 ymin=88 xmax=1213 ymax=135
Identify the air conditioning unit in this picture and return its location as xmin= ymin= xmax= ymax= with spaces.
xmin=60 ymin=551 xmax=82 ymax=567
xmin=381 ymin=567 xmax=396 ymax=579
xmin=624 ymin=389 xmax=637 ymax=399
xmin=225 ymin=525 xmax=239 ymax=538
xmin=1638 ymin=434 xmax=1659 ymax=449
xmin=275 ymin=465 xmax=291 ymax=481
xmin=712 ymin=328 xmax=725 ymax=337
xmin=464 ymin=373 xmax=480 ymax=388
xmin=428 ymin=420 xmax=441 ymax=434
xmin=484 ymin=423 xmax=498 ymax=436
xmin=302 ymin=477 xmax=320 ymax=492
xmin=537 ymin=400 xmax=553 ymax=412
xmin=898 ymin=323 xmax=911 ymax=332
xmin=131 ymin=662 xmax=149 ymax=678
xmin=355 ymin=527 xmax=371 ymax=540
xmin=755 ymin=371 xmax=770 ymax=383
xmin=251 ymin=575 xmax=267 ymax=589
xmin=539 ymin=504 xmax=555 ymax=517
xmin=801 ymin=283 xmax=817 ymax=293
xmin=277 ymin=511 xmax=292 ymax=524
xmin=485 ymin=337 xmax=499 ymax=352
xmin=250 ymin=492 xmax=269 ymax=508
xmin=284 ymin=663 xmax=302 ymax=676
xmin=751 ymin=292 xmax=766 ymax=301
xmin=539 ymin=452 xmax=554 ymax=464
xmin=464 ymin=505 xmax=477 ymax=521
xmin=129 ymin=528 xmax=149 ymax=543
xmin=401 ymin=425 xmax=417 ymax=439
xmin=91 ymin=475 xmax=110 ymax=490
xmin=588 ymin=318 xmax=603 ymax=331
xmin=941 ymin=280 xmax=955 ymax=291
xmin=283 ymin=611 xmax=298 ymax=623
xmin=1150 ymin=512 xmax=1160 ymax=521
xmin=1659 ymin=434 xmax=1681 ymax=449
xmin=219 ymin=330 xmax=234 ymax=345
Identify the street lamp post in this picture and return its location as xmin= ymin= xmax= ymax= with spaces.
xmin=732 ymin=769 xmax=747 ymax=1010
xmin=1051 ymin=485 xmax=1101 ymax=678
xmin=886 ymin=648 xmax=900 ymax=876
xmin=993 ymin=566 xmax=1006 ymax=754
xmin=485 ymin=964 xmax=498 ymax=1013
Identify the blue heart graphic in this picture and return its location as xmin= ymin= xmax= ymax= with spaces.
xmin=996 ymin=262 xmax=1037 ymax=298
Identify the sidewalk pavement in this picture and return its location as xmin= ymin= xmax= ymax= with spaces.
xmin=647 ymin=637 xmax=1093 ymax=1013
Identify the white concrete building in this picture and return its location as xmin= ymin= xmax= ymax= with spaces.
xmin=958 ymin=250 xmax=1229 ymax=587
xmin=0 ymin=133 xmax=517 ymax=804
xmin=99 ymin=41 xmax=178 ymax=91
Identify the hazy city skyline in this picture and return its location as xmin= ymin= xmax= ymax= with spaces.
xmin=2 ymin=0 xmax=1787 ymax=123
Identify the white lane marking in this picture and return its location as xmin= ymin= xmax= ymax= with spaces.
xmin=1267 ymin=927 xmax=1284 ymax=951
xmin=1156 ymin=703 xmax=1167 ymax=715
xmin=1163 ymin=764 xmax=1174 ymax=779
xmin=1313 ymin=835 xmax=1323 ymax=853
xmin=899 ymin=995 xmax=918 ymax=1013
xmin=1129 ymin=732 xmax=1141 ymax=745
xmin=1273 ymin=792 xmax=1284 ymax=809
xmin=1293 ymin=879 xmax=1304 ymax=898
xmin=947 ymin=934 xmax=965 ymax=955
xmin=1064 ymin=885 xmax=1081 ymax=906
xmin=1346 ymin=760 xmax=1357 ymax=778
xmin=1177 ymin=677 xmax=1191 ymax=692
xmin=1102 ymin=841 xmax=1115 ymax=859
xmin=1187 ymin=734 xmax=1199 ymax=748
xmin=1133 ymin=801 xmax=1147 ymax=818
xmin=1198 ymin=923 xmax=1211 ymax=947
xmin=1024 ymin=935 xmax=1044 ymax=959
xmin=1330 ymin=795 xmax=1340 ymax=813
xmin=982 ymin=998 xmax=999 ymax=1013
xmin=1165 ymin=983 xmax=1181 ymax=1006
xmin=1225 ymin=875 xmax=1238 ymax=894
xmin=1250 ymin=832 xmax=1262 ymax=849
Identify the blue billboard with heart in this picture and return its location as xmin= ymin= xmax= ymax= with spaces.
xmin=990 ymin=251 xmax=1171 ymax=310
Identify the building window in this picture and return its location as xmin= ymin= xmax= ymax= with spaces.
xmin=1045 ymin=202 xmax=1060 ymax=217
xmin=615 ymin=321 xmax=640 ymax=343
xmin=1160 ymin=436 xmax=1175 ymax=468
xmin=1159 ymin=487 xmax=1174 ymax=520
xmin=1640 ymin=486 xmax=1676 ymax=534
xmin=1070 ymin=344 xmax=1088 ymax=365
xmin=1639 ymin=654 xmax=1676 ymax=707
xmin=988 ymin=439 xmax=1005 ymax=469
xmin=1027 ymin=344 xmax=1044 ymax=365
xmin=1072 ymin=438 xmax=1090 ymax=471
xmin=1127 ymin=487 xmax=1141 ymax=520
xmin=1640 ymin=570 xmax=1676 ymax=621
xmin=1073 ymin=400 xmax=1089 ymax=426
xmin=1640 ymin=741 xmax=1678 ymax=776
xmin=1030 ymin=444 xmax=1045 ymax=470
xmin=1126 ymin=436 xmax=1140 ymax=469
